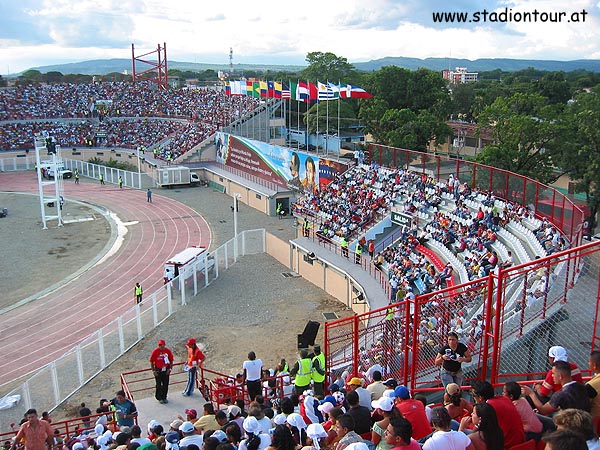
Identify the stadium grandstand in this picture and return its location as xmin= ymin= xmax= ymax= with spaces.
xmin=1 ymin=79 xmax=599 ymax=449
xmin=0 ymin=81 xmax=260 ymax=161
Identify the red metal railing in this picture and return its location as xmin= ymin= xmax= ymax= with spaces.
xmin=120 ymin=365 xmax=293 ymax=412
xmin=325 ymin=240 xmax=600 ymax=394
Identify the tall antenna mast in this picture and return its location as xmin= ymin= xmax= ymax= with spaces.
xmin=229 ymin=47 xmax=234 ymax=76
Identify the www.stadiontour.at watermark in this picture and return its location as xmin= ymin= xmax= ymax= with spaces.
xmin=433 ymin=8 xmax=588 ymax=24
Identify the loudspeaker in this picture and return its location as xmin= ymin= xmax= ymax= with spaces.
xmin=301 ymin=320 xmax=320 ymax=346
xmin=298 ymin=334 xmax=309 ymax=350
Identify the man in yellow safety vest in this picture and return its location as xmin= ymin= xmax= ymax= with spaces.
xmin=311 ymin=345 xmax=326 ymax=398
xmin=290 ymin=348 xmax=312 ymax=394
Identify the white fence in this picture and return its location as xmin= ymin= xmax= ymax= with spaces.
xmin=0 ymin=229 xmax=266 ymax=429
xmin=0 ymin=155 xmax=150 ymax=189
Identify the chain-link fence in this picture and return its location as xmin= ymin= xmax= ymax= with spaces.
xmin=0 ymin=229 xmax=266 ymax=431
xmin=325 ymin=241 xmax=600 ymax=394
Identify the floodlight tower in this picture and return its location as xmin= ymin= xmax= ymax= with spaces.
xmin=131 ymin=42 xmax=169 ymax=90
xmin=229 ymin=47 xmax=233 ymax=76
xmin=34 ymin=134 xmax=64 ymax=229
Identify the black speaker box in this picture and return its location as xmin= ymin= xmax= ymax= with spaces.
xmin=301 ymin=320 xmax=320 ymax=346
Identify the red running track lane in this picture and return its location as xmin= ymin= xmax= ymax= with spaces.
xmin=0 ymin=172 xmax=212 ymax=384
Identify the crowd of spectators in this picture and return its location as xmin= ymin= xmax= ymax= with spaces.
xmin=9 ymin=346 xmax=598 ymax=450
xmin=0 ymin=81 xmax=260 ymax=160
xmin=0 ymin=120 xmax=95 ymax=150
xmin=295 ymin=159 xmax=575 ymax=370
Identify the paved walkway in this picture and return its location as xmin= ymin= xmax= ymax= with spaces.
xmin=0 ymin=172 xmax=211 ymax=382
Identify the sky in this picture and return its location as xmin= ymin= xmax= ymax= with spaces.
xmin=1 ymin=0 xmax=600 ymax=75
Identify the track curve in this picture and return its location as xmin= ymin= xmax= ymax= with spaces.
xmin=0 ymin=172 xmax=212 ymax=383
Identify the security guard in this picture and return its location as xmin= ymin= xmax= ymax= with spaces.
xmin=341 ymin=236 xmax=349 ymax=258
xmin=290 ymin=349 xmax=312 ymax=394
xmin=135 ymin=282 xmax=143 ymax=304
xmin=303 ymin=218 xmax=311 ymax=237
xmin=355 ymin=241 xmax=363 ymax=264
xmin=311 ymin=345 xmax=326 ymax=398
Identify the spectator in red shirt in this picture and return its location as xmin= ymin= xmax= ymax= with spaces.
xmin=471 ymin=380 xmax=525 ymax=449
xmin=149 ymin=339 xmax=174 ymax=404
xmin=183 ymin=337 xmax=205 ymax=397
xmin=394 ymin=386 xmax=432 ymax=441
xmin=535 ymin=346 xmax=583 ymax=400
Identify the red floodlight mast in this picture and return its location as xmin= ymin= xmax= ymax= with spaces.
xmin=131 ymin=42 xmax=169 ymax=90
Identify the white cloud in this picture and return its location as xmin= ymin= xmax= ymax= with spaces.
xmin=1 ymin=0 xmax=599 ymax=74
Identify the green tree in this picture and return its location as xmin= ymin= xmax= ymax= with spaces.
xmin=19 ymin=69 xmax=43 ymax=83
xmin=359 ymin=66 xmax=451 ymax=151
xmin=450 ymin=83 xmax=475 ymax=119
xmin=554 ymin=87 xmax=600 ymax=231
xmin=533 ymin=72 xmax=572 ymax=105
xmin=305 ymin=100 xmax=358 ymax=133
xmin=45 ymin=71 xmax=64 ymax=83
xmin=363 ymin=66 xmax=412 ymax=110
xmin=475 ymin=92 xmax=565 ymax=183
xmin=300 ymin=52 xmax=358 ymax=83
xmin=380 ymin=109 xmax=451 ymax=151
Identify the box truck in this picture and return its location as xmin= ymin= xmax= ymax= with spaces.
xmin=163 ymin=246 xmax=213 ymax=284
xmin=156 ymin=166 xmax=200 ymax=187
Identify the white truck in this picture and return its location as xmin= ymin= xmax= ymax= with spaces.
xmin=156 ymin=166 xmax=200 ymax=188
xmin=40 ymin=160 xmax=73 ymax=179
xmin=163 ymin=246 xmax=214 ymax=284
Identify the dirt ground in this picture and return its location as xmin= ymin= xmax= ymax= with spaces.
xmin=54 ymin=254 xmax=352 ymax=420
xmin=0 ymin=193 xmax=111 ymax=311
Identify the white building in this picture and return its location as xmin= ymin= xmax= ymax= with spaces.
xmin=442 ymin=67 xmax=478 ymax=84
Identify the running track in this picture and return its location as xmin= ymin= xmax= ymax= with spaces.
xmin=0 ymin=172 xmax=211 ymax=383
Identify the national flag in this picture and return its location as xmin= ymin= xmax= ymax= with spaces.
xmin=318 ymin=81 xmax=339 ymax=101
xmin=273 ymin=82 xmax=282 ymax=98
xmin=281 ymin=83 xmax=291 ymax=99
xmin=230 ymin=80 xmax=244 ymax=96
xmin=225 ymin=82 xmax=232 ymax=96
xmin=307 ymin=81 xmax=319 ymax=102
xmin=259 ymin=81 xmax=268 ymax=97
xmin=328 ymin=82 xmax=341 ymax=97
xmin=339 ymin=83 xmax=373 ymax=99
xmin=296 ymin=81 xmax=310 ymax=102
xmin=252 ymin=81 xmax=261 ymax=97
xmin=246 ymin=80 xmax=254 ymax=96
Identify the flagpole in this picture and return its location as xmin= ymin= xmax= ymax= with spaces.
xmin=315 ymin=80 xmax=319 ymax=155
xmin=296 ymin=80 xmax=300 ymax=150
xmin=326 ymin=80 xmax=329 ymax=157
xmin=337 ymin=80 xmax=341 ymax=156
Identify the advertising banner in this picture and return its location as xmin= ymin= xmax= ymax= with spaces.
xmin=215 ymin=132 xmax=349 ymax=193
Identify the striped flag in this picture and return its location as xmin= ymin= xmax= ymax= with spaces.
xmin=318 ymin=81 xmax=339 ymax=101
xmin=273 ymin=82 xmax=283 ymax=98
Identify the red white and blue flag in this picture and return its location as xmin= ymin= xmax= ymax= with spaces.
xmin=338 ymin=83 xmax=373 ymax=99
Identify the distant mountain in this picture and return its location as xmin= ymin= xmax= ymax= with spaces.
xmin=352 ymin=56 xmax=600 ymax=73
xmin=28 ymin=59 xmax=305 ymax=76
xmin=25 ymin=56 xmax=600 ymax=76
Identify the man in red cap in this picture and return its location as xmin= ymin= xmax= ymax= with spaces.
xmin=150 ymin=339 xmax=174 ymax=404
xmin=183 ymin=338 xmax=205 ymax=396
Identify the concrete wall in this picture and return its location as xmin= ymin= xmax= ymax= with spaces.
xmin=285 ymin=242 xmax=370 ymax=316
